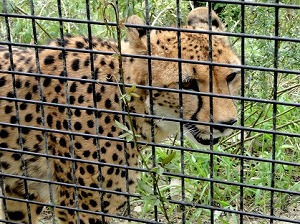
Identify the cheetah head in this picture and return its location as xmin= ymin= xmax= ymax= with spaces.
xmin=124 ymin=7 xmax=241 ymax=146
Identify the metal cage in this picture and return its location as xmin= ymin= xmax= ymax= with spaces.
xmin=0 ymin=0 xmax=299 ymax=223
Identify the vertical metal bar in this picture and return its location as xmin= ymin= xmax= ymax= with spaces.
xmin=240 ymin=0 xmax=246 ymax=223
xmin=2 ymin=0 xmax=32 ymax=223
xmin=175 ymin=0 xmax=186 ymax=223
xmin=28 ymin=0 xmax=56 ymax=223
xmin=270 ymin=1 xmax=279 ymax=223
xmin=0 ymin=2 xmax=10 ymax=221
xmin=56 ymin=0 xmax=80 ymax=223
xmin=207 ymin=2 xmax=214 ymax=223
xmin=115 ymin=0 xmax=132 ymax=219
xmin=144 ymin=0 xmax=158 ymax=221
xmin=85 ymin=0 xmax=106 ymax=221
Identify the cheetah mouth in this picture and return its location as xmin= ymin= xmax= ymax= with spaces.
xmin=184 ymin=123 xmax=220 ymax=146
xmin=196 ymin=137 xmax=220 ymax=145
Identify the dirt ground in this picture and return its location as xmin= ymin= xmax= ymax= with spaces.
xmin=38 ymin=200 xmax=300 ymax=224
xmin=1 ymin=194 xmax=299 ymax=223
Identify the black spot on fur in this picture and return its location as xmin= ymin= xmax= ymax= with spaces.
xmin=0 ymin=130 xmax=9 ymax=138
xmin=25 ymin=92 xmax=32 ymax=100
xmin=44 ymin=55 xmax=55 ymax=65
xmin=56 ymin=38 xmax=69 ymax=46
xmin=89 ymin=199 xmax=97 ymax=207
xmin=70 ymin=82 xmax=77 ymax=92
xmin=47 ymin=115 xmax=53 ymax=127
xmin=32 ymin=84 xmax=38 ymax=93
xmin=43 ymin=78 xmax=51 ymax=87
xmin=87 ymin=165 xmax=95 ymax=174
xmin=6 ymin=91 xmax=14 ymax=98
xmin=36 ymin=206 xmax=44 ymax=215
xmin=109 ymin=61 xmax=115 ymax=69
xmin=87 ymin=84 xmax=93 ymax=93
xmin=100 ymin=58 xmax=106 ymax=66
xmin=10 ymin=116 xmax=17 ymax=123
xmin=71 ymin=59 xmax=80 ymax=71
xmin=59 ymin=138 xmax=67 ymax=147
xmin=114 ymin=94 xmax=119 ymax=103
xmin=78 ymin=95 xmax=84 ymax=103
xmin=106 ymin=179 xmax=113 ymax=188
xmin=20 ymin=103 xmax=27 ymax=110
xmin=76 ymin=41 xmax=84 ymax=48
xmin=5 ymin=105 xmax=13 ymax=114
xmin=101 ymin=147 xmax=106 ymax=154
xmin=0 ymin=162 xmax=10 ymax=169
xmin=74 ymin=122 xmax=82 ymax=130
xmin=7 ymin=211 xmax=25 ymax=220
xmin=103 ymin=201 xmax=110 ymax=208
xmin=0 ymin=77 xmax=6 ymax=87
xmin=4 ymin=52 xmax=10 ymax=59
xmin=96 ymin=93 xmax=101 ymax=102
xmin=84 ymin=57 xmax=90 ymax=67
xmin=107 ymin=167 xmax=114 ymax=175
xmin=98 ymin=126 xmax=104 ymax=134
xmin=25 ymin=114 xmax=33 ymax=122
xmin=104 ymin=116 xmax=111 ymax=124
xmin=69 ymin=96 xmax=75 ymax=104
xmin=87 ymin=120 xmax=94 ymax=128
xmin=105 ymin=99 xmax=111 ymax=109
xmin=112 ymin=153 xmax=118 ymax=161
xmin=83 ymin=150 xmax=90 ymax=158
xmin=15 ymin=79 xmax=22 ymax=88
xmin=75 ymin=142 xmax=82 ymax=149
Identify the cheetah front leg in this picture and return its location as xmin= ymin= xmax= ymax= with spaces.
xmin=54 ymin=184 xmax=113 ymax=224
xmin=0 ymin=178 xmax=48 ymax=224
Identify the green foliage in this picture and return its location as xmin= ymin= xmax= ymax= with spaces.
xmin=0 ymin=0 xmax=190 ymax=43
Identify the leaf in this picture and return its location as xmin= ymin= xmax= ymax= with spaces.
xmin=217 ymin=200 xmax=230 ymax=207
xmin=111 ymin=53 xmax=120 ymax=59
xmin=161 ymin=151 xmax=176 ymax=166
xmin=118 ymin=133 xmax=129 ymax=139
xmin=134 ymin=134 xmax=141 ymax=138
xmin=119 ymin=18 xmax=126 ymax=28
xmin=125 ymin=135 xmax=133 ymax=142
xmin=280 ymin=144 xmax=295 ymax=150
xmin=114 ymin=120 xmax=128 ymax=131
xmin=137 ymin=180 xmax=153 ymax=194
xmin=127 ymin=94 xmax=132 ymax=101
xmin=130 ymin=92 xmax=140 ymax=98
xmin=121 ymin=94 xmax=131 ymax=102
xmin=151 ymin=166 xmax=164 ymax=175
xmin=128 ymin=84 xmax=136 ymax=93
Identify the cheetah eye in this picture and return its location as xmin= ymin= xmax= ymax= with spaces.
xmin=182 ymin=79 xmax=199 ymax=91
xmin=226 ymin=72 xmax=237 ymax=83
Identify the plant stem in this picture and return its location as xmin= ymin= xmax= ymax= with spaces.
xmin=107 ymin=1 xmax=171 ymax=223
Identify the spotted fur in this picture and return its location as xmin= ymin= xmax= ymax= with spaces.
xmin=0 ymin=7 xmax=240 ymax=223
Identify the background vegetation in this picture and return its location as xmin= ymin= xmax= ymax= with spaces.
xmin=0 ymin=0 xmax=299 ymax=223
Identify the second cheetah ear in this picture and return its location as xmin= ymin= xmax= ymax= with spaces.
xmin=126 ymin=15 xmax=148 ymax=54
xmin=187 ymin=7 xmax=225 ymax=31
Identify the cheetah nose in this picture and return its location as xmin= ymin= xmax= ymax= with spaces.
xmin=214 ymin=119 xmax=237 ymax=133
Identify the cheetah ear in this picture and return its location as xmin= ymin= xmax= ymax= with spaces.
xmin=187 ymin=7 xmax=225 ymax=31
xmin=126 ymin=15 xmax=148 ymax=54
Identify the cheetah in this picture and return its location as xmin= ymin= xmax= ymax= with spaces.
xmin=0 ymin=7 xmax=241 ymax=224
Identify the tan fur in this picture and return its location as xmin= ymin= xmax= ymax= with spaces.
xmin=0 ymin=7 xmax=240 ymax=223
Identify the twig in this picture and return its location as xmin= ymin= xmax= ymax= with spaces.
xmin=10 ymin=3 xmax=52 ymax=39
xmin=104 ymin=2 xmax=171 ymax=223
xmin=222 ymin=118 xmax=300 ymax=151
xmin=151 ymin=6 xmax=173 ymax=26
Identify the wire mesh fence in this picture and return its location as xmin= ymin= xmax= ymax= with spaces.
xmin=0 ymin=0 xmax=299 ymax=223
